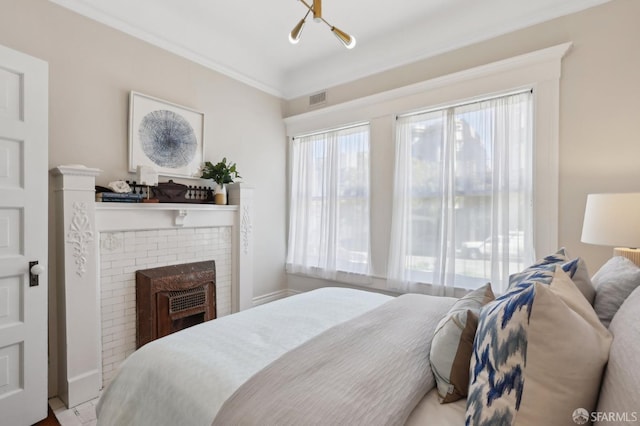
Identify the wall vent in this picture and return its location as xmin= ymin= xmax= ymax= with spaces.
xmin=309 ymin=91 xmax=327 ymax=107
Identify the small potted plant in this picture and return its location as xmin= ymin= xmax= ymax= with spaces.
xmin=200 ymin=157 xmax=241 ymax=204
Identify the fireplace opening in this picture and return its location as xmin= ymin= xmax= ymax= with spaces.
xmin=136 ymin=260 xmax=216 ymax=348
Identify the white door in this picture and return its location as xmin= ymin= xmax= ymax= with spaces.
xmin=0 ymin=44 xmax=48 ymax=426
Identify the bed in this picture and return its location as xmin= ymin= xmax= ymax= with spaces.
xmin=96 ymin=287 xmax=464 ymax=425
xmin=96 ymin=256 xmax=640 ymax=426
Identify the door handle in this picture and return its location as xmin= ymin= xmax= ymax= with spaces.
xmin=29 ymin=261 xmax=45 ymax=287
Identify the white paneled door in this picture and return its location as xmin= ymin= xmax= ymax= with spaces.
xmin=0 ymin=44 xmax=48 ymax=425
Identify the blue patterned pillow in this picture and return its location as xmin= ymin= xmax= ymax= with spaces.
xmin=466 ymin=266 xmax=611 ymax=425
xmin=466 ymin=280 xmax=534 ymax=425
xmin=508 ymin=249 xmax=595 ymax=304
xmin=508 ymin=257 xmax=578 ymax=287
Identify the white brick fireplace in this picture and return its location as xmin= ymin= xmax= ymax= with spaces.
xmin=51 ymin=165 xmax=254 ymax=408
xmin=99 ymin=227 xmax=232 ymax=384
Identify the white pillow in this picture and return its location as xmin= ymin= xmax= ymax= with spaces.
xmin=591 ymin=256 xmax=640 ymax=327
xmin=430 ymin=283 xmax=494 ymax=403
xmin=595 ymin=286 xmax=640 ymax=424
xmin=466 ymin=266 xmax=612 ymax=425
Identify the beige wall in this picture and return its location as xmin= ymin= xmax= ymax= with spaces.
xmin=0 ymin=0 xmax=287 ymax=295
xmin=0 ymin=0 xmax=287 ymax=396
xmin=285 ymin=0 xmax=640 ymax=277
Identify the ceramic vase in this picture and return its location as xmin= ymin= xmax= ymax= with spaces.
xmin=214 ymin=183 xmax=227 ymax=205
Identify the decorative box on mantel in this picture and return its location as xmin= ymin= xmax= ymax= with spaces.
xmin=50 ymin=165 xmax=254 ymax=409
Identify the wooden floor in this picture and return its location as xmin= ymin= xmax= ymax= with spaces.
xmin=33 ymin=406 xmax=61 ymax=426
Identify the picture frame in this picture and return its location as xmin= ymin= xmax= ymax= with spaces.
xmin=129 ymin=91 xmax=205 ymax=178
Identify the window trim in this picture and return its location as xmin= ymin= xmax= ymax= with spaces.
xmin=285 ymin=43 xmax=572 ymax=290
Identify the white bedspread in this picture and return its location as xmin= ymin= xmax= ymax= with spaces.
xmin=96 ymin=287 xmax=393 ymax=426
xmin=212 ymin=293 xmax=456 ymax=426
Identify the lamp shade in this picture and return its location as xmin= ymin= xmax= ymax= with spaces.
xmin=581 ymin=193 xmax=640 ymax=248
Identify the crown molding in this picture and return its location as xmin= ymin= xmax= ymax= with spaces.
xmin=49 ymin=0 xmax=607 ymax=100
xmin=49 ymin=0 xmax=284 ymax=98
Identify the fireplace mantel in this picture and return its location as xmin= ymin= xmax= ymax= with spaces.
xmin=51 ymin=165 xmax=254 ymax=408
xmin=95 ymin=202 xmax=238 ymax=229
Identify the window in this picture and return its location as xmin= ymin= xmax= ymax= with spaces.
xmin=286 ymin=123 xmax=371 ymax=281
xmin=285 ymin=44 xmax=570 ymax=294
xmin=387 ymin=91 xmax=535 ymax=294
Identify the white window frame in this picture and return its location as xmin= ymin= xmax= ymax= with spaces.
xmin=284 ymin=42 xmax=571 ymax=287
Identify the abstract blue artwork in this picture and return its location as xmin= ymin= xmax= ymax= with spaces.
xmin=129 ymin=92 xmax=204 ymax=178
xmin=139 ymin=110 xmax=197 ymax=168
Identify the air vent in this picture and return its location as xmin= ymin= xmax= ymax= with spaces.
xmin=309 ymin=91 xmax=327 ymax=107
xmin=168 ymin=286 xmax=207 ymax=314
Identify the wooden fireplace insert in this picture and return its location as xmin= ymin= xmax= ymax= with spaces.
xmin=136 ymin=260 xmax=216 ymax=348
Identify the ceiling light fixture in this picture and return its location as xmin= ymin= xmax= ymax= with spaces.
xmin=289 ymin=0 xmax=356 ymax=49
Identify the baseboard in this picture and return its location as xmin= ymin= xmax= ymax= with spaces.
xmin=64 ymin=368 xmax=101 ymax=408
xmin=252 ymin=289 xmax=300 ymax=306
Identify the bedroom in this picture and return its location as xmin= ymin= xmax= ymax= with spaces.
xmin=0 ymin=0 xmax=639 ymax=424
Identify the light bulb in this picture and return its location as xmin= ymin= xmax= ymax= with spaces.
xmin=331 ymin=26 xmax=356 ymax=49
xmin=289 ymin=18 xmax=306 ymax=44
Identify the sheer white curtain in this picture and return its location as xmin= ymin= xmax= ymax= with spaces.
xmin=387 ymin=92 xmax=534 ymax=295
xmin=287 ymin=124 xmax=371 ymax=282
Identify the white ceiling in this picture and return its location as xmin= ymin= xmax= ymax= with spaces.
xmin=50 ymin=0 xmax=609 ymax=99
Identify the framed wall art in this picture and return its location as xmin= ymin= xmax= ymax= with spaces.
xmin=129 ymin=91 xmax=204 ymax=178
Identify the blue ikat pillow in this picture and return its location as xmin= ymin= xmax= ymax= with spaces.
xmin=465 ymin=266 xmax=611 ymax=426
xmin=508 ymin=248 xmax=595 ymax=304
